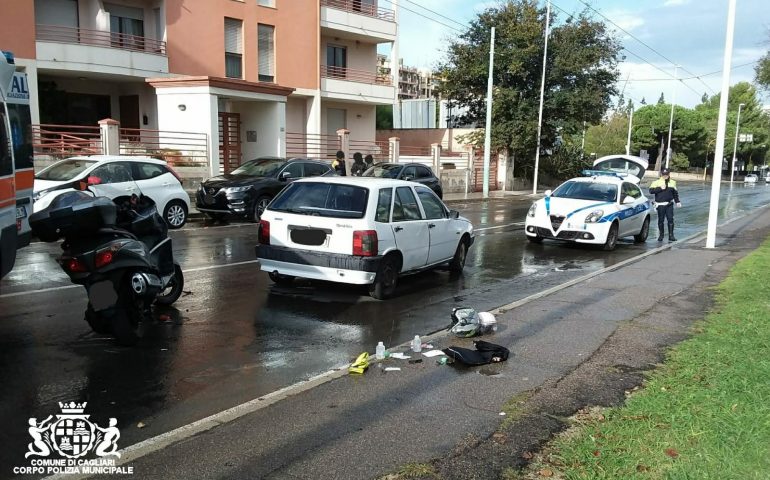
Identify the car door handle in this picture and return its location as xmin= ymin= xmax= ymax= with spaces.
xmin=428 ymin=223 xmax=436 ymax=228
xmin=125 ymin=187 xmax=135 ymax=191
xmin=394 ymin=226 xmax=404 ymax=232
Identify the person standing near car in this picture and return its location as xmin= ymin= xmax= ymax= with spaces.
xmin=332 ymin=150 xmax=347 ymax=176
xmin=364 ymin=154 xmax=374 ymax=170
xmin=649 ymin=168 xmax=682 ymax=241
xmin=351 ymin=152 xmax=366 ymax=176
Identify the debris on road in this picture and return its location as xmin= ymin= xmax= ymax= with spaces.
xmin=422 ymin=350 xmax=446 ymax=358
xmin=442 ymin=341 xmax=510 ymax=366
xmin=449 ymin=307 xmax=497 ymax=337
xmin=389 ymin=352 xmax=411 ymax=360
xmin=349 ymin=352 xmax=370 ymax=375
xmin=137 ymin=422 xmax=146 ymax=429
xmin=384 ymin=367 xmax=401 ymax=372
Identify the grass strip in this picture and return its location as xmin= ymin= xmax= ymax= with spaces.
xmin=527 ymin=238 xmax=770 ymax=479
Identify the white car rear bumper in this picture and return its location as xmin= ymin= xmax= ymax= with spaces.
xmin=258 ymin=258 xmax=376 ymax=285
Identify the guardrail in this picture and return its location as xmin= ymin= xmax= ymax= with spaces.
xmin=32 ymin=124 xmax=103 ymax=158
xmin=320 ymin=0 xmax=395 ymax=22
xmin=119 ymin=128 xmax=208 ymax=167
xmin=36 ymin=24 xmax=167 ymax=55
xmin=321 ymin=65 xmax=392 ymax=85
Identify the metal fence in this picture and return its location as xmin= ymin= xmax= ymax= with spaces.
xmin=119 ymin=128 xmax=208 ymax=167
xmin=32 ymin=124 xmax=103 ymax=158
xmin=320 ymin=0 xmax=395 ymax=21
xmin=286 ymin=132 xmax=340 ymax=162
xmin=349 ymin=140 xmax=390 ymax=163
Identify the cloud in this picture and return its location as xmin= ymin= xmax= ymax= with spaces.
xmin=663 ymin=0 xmax=691 ymax=6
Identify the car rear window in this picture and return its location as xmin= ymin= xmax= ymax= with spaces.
xmin=269 ymin=182 xmax=369 ymax=219
xmin=552 ymin=181 xmax=618 ymax=202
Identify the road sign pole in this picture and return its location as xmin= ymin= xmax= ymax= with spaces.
xmin=532 ymin=0 xmax=550 ymax=195
xmin=482 ymin=27 xmax=495 ymax=198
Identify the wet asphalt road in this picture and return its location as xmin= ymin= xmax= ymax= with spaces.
xmin=1 ymin=181 xmax=769 ymax=474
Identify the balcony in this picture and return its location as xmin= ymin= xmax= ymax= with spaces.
xmin=320 ymin=65 xmax=394 ymax=104
xmin=320 ymin=0 xmax=397 ymax=43
xmin=35 ymin=24 xmax=169 ymax=78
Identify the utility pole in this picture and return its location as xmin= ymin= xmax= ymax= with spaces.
xmin=482 ymin=27 xmax=495 ymax=198
xmin=706 ymin=0 xmax=737 ymax=249
xmin=730 ymin=102 xmax=745 ymax=184
xmin=391 ymin=0 xmax=400 ymax=128
xmin=532 ymin=0 xmax=551 ymax=195
xmin=580 ymin=120 xmax=586 ymax=154
xmin=665 ymin=65 xmax=679 ymax=169
xmin=625 ymin=108 xmax=634 ymax=156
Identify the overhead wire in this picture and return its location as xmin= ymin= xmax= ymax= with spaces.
xmin=378 ymin=0 xmax=465 ymax=33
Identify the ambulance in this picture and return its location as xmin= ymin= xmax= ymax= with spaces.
xmin=0 ymin=50 xmax=33 ymax=278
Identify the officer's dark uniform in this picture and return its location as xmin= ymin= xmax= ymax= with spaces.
xmin=648 ymin=169 xmax=680 ymax=241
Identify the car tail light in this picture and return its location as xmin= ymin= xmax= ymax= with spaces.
xmin=95 ymin=250 xmax=114 ymax=268
xmin=66 ymin=257 xmax=88 ymax=273
xmin=166 ymin=165 xmax=183 ymax=183
xmin=258 ymin=220 xmax=270 ymax=245
xmin=353 ymin=230 xmax=378 ymax=257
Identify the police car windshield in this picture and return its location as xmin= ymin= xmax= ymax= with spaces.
xmin=36 ymin=159 xmax=97 ymax=181
xmin=552 ymin=181 xmax=618 ymax=202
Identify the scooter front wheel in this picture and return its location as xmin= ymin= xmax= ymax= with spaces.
xmin=155 ymin=264 xmax=184 ymax=306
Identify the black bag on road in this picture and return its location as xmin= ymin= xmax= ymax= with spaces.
xmin=442 ymin=340 xmax=510 ymax=366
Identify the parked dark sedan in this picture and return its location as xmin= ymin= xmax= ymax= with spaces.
xmin=196 ymin=157 xmax=333 ymax=221
xmin=362 ymin=162 xmax=443 ymax=198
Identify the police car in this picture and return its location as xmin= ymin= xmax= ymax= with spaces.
xmin=524 ymin=155 xmax=651 ymax=251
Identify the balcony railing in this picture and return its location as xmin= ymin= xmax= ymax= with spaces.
xmin=36 ymin=24 xmax=167 ymax=55
xmin=320 ymin=0 xmax=395 ymax=22
xmin=120 ymin=128 xmax=208 ymax=167
xmin=321 ymin=65 xmax=392 ymax=86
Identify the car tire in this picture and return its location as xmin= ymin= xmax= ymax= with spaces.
xmin=155 ymin=264 xmax=185 ymax=306
xmin=268 ymin=271 xmax=295 ymax=286
xmin=634 ymin=216 xmax=650 ymax=243
xmin=603 ymin=222 xmax=619 ymax=251
xmin=369 ymin=254 xmax=400 ymax=300
xmin=449 ymin=238 xmax=469 ymax=274
xmin=164 ymin=200 xmax=188 ymax=229
xmin=251 ymin=195 xmax=272 ymax=223
xmin=527 ymin=234 xmax=543 ymax=244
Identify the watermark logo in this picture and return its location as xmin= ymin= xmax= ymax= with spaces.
xmin=14 ymin=402 xmax=132 ymax=476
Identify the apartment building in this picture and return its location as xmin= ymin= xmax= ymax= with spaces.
xmin=377 ymin=55 xmax=438 ymax=100
xmin=0 ymin=0 xmax=397 ymax=174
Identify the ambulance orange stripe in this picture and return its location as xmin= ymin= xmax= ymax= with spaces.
xmin=0 ymin=177 xmax=14 ymax=204
xmin=0 ymin=199 xmax=14 ymax=209
xmin=15 ymin=170 xmax=34 ymax=190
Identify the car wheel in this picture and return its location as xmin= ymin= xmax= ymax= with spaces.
xmin=251 ymin=195 xmax=272 ymax=223
xmin=268 ymin=271 xmax=295 ymax=286
xmin=634 ymin=216 xmax=650 ymax=243
xmin=449 ymin=238 xmax=468 ymax=273
xmin=527 ymin=234 xmax=543 ymax=244
xmin=369 ymin=254 xmax=400 ymax=300
xmin=603 ymin=222 xmax=619 ymax=251
xmin=164 ymin=200 xmax=188 ymax=229
xmin=155 ymin=264 xmax=184 ymax=306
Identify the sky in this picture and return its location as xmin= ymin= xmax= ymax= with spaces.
xmin=378 ymin=0 xmax=770 ymax=108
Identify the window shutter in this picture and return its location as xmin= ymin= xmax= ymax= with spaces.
xmin=225 ymin=18 xmax=243 ymax=54
xmin=258 ymin=24 xmax=275 ymax=78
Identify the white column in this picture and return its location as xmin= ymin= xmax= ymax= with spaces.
xmin=389 ymin=136 xmax=400 ymax=163
xmin=431 ymin=143 xmax=441 ymax=174
xmin=276 ymin=101 xmax=286 ymax=157
xmin=338 ymin=128 xmax=350 ymax=174
xmin=98 ymin=118 xmax=120 ymax=155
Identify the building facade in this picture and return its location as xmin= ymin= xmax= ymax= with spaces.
xmin=377 ymin=55 xmax=438 ymax=100
xmin=0 ymin=0 xmax=397 ymax=174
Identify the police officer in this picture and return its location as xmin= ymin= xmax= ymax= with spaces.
xmin=649 ymin=168 xmax=682 ymax=241
xmin=332 ymin=150 xmax=346 ymax=176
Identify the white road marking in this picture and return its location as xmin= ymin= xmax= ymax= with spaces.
xmin=474 ymin=222 xmax=524 ymax=232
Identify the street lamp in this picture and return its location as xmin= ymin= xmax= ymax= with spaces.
xmin=729 ymin=102 xmax=745 ymax=184
xmin=665 ymin=65 xmax=679 ymax=169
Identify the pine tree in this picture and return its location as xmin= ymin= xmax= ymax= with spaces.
xmin=657 ymin=93 xmax=665 ymax=105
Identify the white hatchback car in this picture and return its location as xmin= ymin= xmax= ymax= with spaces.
xmin=524 ymin=155 xmax=652 ymax=251
xmin=34 ymin=155 xmax=191 ymax=228
xmin=255 ymin=177 xmax=475 ymax=299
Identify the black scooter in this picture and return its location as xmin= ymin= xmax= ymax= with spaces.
xmin=29 ymin=184 xmax=184 ymax=345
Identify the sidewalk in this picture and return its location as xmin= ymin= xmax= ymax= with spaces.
xmin=96 ymin=205 xmax=770 ymax=479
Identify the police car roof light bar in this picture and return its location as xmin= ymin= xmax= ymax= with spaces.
xmin=581 ymin=169 xmax=627 ymax=179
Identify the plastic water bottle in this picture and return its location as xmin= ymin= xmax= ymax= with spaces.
xmin=375 ymin=341 xmax=386 ymax=360
xmin=412 ymin=335 xmax=422 ymax=353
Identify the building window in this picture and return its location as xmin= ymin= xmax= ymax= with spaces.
xmin=258 ymin=24 xmax=275 ymax=83
xmin=257 ymin=0 xmax=275 ymax=6
xmin=224 ymin=18 xmax=243 ymax=79
xmin=326 ymin=45 xmax=347 ymax=78
xmin=105 ymin=3 xmax=145 ymax=50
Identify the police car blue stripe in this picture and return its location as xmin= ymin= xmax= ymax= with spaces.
xmin=598 ymin=203 xmax=651 ymax=223
xmin=564 ymin=201 xmax=615 ymax=220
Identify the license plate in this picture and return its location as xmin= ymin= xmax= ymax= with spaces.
xmin=16 ymin=206 xmax=26 ymax=219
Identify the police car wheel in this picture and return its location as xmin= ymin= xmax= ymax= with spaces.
xmin=634 ymin=216 xmax=650 ymax=243
xmin=602 ymin=222 xmax=619 ymax=251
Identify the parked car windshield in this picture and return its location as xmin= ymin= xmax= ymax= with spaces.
xmin=552 ymin=181 xmax=618 ymax=202
xmin=363 ymin=164 xmax=403 ymax=179
xmin=36 ymin=159 xmax=97 ymax=181
xmin=270 ymin=182 xmax=369 ymax=219
xmin=231 ymin=158 xmax=285 ymax=177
